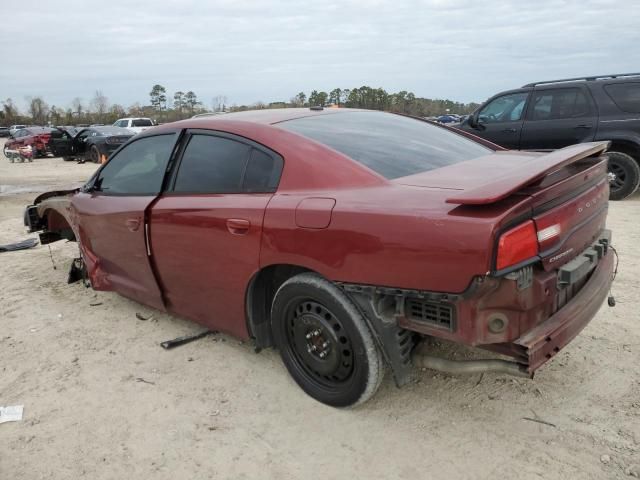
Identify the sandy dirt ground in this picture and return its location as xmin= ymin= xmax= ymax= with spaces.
xmin=1 ymin=141 xmax=639 ymax=480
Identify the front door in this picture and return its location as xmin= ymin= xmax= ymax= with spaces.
xmin=150 ymin=130 xmax=283 ymax=337
xmin=469 ymin=91 xmax=530 ymax=149
xmin=72 ymin=132 xmax=179 ymax=310
xmin=520 ymin=86 xmax=597 ymax=150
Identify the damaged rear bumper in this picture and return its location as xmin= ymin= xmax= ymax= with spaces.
xmin=513 ymin=247 xmax=614 ymax=373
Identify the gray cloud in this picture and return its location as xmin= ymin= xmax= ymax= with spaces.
xmin=1 ymin=0 xmax=638 ymax=111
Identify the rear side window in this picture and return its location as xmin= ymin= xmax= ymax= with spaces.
xmin=173 ymin=134 xmax=283 ymax=193
xmin=174 ymin=135 xmax=250 ymax=193
xmin=604 ymin=82 xmax=640 ymax=113
xmin=529 ymin=88 xmax=591 ymax=120
xmin=243 ymin=149 xmax=281 ymax=192
xmin=278 ymin=111 xmax=491 ymax=179
xmin=95 ymin=134 xmax=176 ymax=195
xmin=132 ymin=119 xmax=153 ymax=127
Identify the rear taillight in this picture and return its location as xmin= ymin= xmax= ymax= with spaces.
xmin=496 ymin=220 xmax=538 ymax=271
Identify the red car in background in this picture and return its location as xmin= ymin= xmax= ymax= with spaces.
xmin=4 ymin=127 xmax=55 ymax=159
xmin=24 ymin=108 xmax=615 ymax=407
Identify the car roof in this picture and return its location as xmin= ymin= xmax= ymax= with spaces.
xmin=25 ymin=127 xmax=54 ymax=133
xmin=173 ymin=107 xmax=363 ymax=127
xmin=91 ymin=126 xmax=134 ymax=134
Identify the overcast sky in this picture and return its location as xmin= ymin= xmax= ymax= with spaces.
xmin=1 ymin=0 xmax=638 ymax=112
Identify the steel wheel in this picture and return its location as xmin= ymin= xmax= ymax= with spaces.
xmin=286 ymin=299 xmax=355 ymax=386
xmin=271 ymin=272 xmax=384 ymax=407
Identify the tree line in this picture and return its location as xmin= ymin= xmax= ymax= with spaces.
xmin=0 ymin=84 xmax=479 ymax=127
xmin=233 ymin=86 xmax=479 ymax=117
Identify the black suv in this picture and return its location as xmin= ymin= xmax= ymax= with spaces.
xmin=457 ymin=73 xmax=640 ymax=200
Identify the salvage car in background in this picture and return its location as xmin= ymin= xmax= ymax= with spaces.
xmin=9 ymin=124 xmax=26 ymax=136
xmin=50 ymin=126 xmax=135 ymax=163
xmin=113 ymin=117 xmax=155 ymax=134
xmin=4 ymin=127 xmax=54 ymax=159
xmin=25 ymin=108 xmax=615 ymax=407
xmin=457 ymin=73 xmax=640 ymax=200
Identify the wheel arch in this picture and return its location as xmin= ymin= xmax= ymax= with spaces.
xmin=245 ymin=263 xmax=313 ymax=349
xmin=36 ymin=202 xmax=78 ymax=244
xmin=245 ymin=264 xmax=416 ymax=387
xmin=601 ymin=134 xmax=640 ymax=161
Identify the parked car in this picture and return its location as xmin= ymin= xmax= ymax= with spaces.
xmin=9 ymin=124 xmax=26 ymax=136
xmin=112 ymin=117 xmax=155 ymax=134
xmin=456 ymin=73 xmax=640 ymax=200
xmin=4 ymin=127 xmax=54 ymax=158
xmin=24 ymin=108 xmax=615 ymax=407
xmin=0 ymin=127 xmax=9 ymax=137
xmin=49 ymin=126 xmax=135 ymax=163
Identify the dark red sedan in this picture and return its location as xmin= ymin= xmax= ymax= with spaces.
xmin=25 ymin=108 xmax=615 ymax=406
xmin=4 ymin=126 xmax=54 ymax=159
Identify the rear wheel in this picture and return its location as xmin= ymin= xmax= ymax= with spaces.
xmin=608 ymin=151 xmax=640 ymax=200
xmin=271 ymin=273 xmax=384 ymax=407
xmin=89 ymin=146 xmax=101 ymax=163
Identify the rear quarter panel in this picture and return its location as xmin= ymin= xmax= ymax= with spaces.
xmin=260 ymin=186 xmax=531 ymax=293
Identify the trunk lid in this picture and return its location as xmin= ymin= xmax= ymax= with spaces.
xmin=393 ymin=142 xmax=611 ymax=271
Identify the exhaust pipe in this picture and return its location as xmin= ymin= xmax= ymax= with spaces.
xmin=412 ymin=353 xmax=531 ymax=378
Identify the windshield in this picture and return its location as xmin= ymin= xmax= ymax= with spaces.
xmin=278 ymin=111 xmax=492 ymax=179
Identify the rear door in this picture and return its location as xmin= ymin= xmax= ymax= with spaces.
xmin=149 ymin=130 xmax=283 ymax=337
xmin=520 ymin=86 xmax=597 ymax=150
xmin=472 ymin=91 xmax=530 ymax=148
xmin=71 ymin=132 xmax=179 ymax=309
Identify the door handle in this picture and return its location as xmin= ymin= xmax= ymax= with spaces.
xmin=574 ymin=124 xmax=593 ymax=129
xmin=502 ymin=128 xmax=518 ymax=133
xmin=125 ymin=218 xmax=141 ymax=232
xmin=226 ymin=218 xmax=250 ymax=235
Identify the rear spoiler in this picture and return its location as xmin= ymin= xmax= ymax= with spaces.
xmin=446 ymin=141 xmax=610 ymax=205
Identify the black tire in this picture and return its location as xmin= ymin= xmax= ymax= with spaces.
xmin=271 ymin=272 xmax=384 ymax=407
xmin=89 ymin=145 xmax=101 ymax=163
xmin=608 ymin=151 xmax=640 ymax=201
xmin=62 ymin=156 xmax=74 ymax=161
xmin=2 ymin=145 xmax=12 ymax=163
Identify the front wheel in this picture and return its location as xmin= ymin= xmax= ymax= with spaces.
xmin=608 ymin=151 xmax=640 ymax=201
xmin=271 ymin=273 xmax=384 ymax=407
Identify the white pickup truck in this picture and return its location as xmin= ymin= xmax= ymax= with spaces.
xmin=112 ymin=117 xmax=155 ymax=134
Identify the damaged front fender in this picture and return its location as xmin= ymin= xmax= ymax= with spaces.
xmin=24 ymin=189 xmax=78 ymax=243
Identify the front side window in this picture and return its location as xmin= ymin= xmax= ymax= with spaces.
xmin=278 ymin=111 xmax=492 ymax=179
xmin=529 ymin=88 xmax=590 ymax=120
xmin=94 ymin=134 xmax=176 ymax=195
xmin=604 ymin=82 xmax=640 ymax=113
xmin=478 ymin=92 xmax=529 ymax=123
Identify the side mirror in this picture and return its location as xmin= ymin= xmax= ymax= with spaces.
xmin=467 ymin=112 xmax=479 ymax=129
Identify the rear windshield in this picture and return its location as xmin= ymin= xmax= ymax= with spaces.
xmin=604 ymin=82 xmax=640 ymax=113
xmin=132 ymin=119 xmax=153 ymax=127
xmin=278 ymin=111 xmax=492 ymax=179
